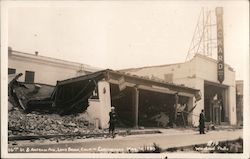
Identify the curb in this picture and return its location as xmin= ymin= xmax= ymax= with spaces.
xmin=8 ymin=130 xmax=161 ymax=141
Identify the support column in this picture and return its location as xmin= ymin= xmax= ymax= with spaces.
xmin=187 ymin=97 xmax=193 ymax=125
xmin=174 ymin=93 xmax=179 ymax=124
xmin=210 ymin=99 xmax=213 ymax=122
xmin=132 ymin=87 xmax=139 ymax=128
xmin=224 ymin=88 xmax=229 ymax=122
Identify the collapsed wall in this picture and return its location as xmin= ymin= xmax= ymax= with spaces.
xmin=8 ymin=73 xmax=102 ymax=137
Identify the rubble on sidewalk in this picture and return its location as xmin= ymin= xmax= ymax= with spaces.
xmin=8 ymin=107 xmax=99 ymax=137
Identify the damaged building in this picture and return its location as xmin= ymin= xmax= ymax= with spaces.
xmin=9 ymin=69 xmax=200 ymax=130
xmin=8 ymin=49 xmax=236 ymax=129
xmin=47 ymin=69 xmax=200 ymax=129
xmin=121 ymin=54 xmax=237 ymax=126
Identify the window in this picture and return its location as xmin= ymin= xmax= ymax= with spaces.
xmin=8 ymin=68 xmax=16 ymax=75
xmin=90 ymin=86 xmax=99 ymax=99
xmin=25 ymin=71 xmax=35 ymax=83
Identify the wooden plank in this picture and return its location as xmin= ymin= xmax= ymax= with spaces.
xmin=108 ymin=79 xmax=136 ymax=88
xmin=138 ymin=85 xmax=176 ymax=94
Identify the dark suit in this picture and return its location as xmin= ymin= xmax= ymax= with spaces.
xmin=109 ymin=111 xmax=116 ymax=136
xmin=199 ymin=112 xmax=205 ymax=134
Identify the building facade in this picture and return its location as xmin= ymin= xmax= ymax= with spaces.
xmin=53 ymin=70 xmax=200 ymax=129
xmin=8 ymin=48 xmax=101 ymax=85
xmin=121 ymin=54 xmax=237 ymax=126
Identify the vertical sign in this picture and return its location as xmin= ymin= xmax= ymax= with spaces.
xmin=216 ymin=7 xmax=224 ymax=83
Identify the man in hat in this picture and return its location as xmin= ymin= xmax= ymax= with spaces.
xmin=109 ymin=106 xmax=117 ymax=138
xmin=199 ymin=109 xmax=206 ymax=134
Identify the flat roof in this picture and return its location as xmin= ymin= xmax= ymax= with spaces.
xmin=9 ymin=49 xmax=102 ymax=72
xmin=120 ymin=54 xmax=235 ymax=72
xmin=58 ymin=69 xmax=200 ymax=96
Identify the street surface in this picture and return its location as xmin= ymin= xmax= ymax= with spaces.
xmin=8 ymin=129 xmax=242 ymax=153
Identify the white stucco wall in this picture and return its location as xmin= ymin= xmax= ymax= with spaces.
xmin=9 ymin=56 xmax=78 ymax=85
xmin=98 ymin=81 xmax=112 ymax=128
xmin=193 ymin=55 xmax=235 ymax=86
xmin=123 ymin=60 xmax=196 ymax=86
xmin=228 ymin=86 xmax=237 ymax=125
xmin=8 ymin=51 xmax=101 ymax=85
xmin=87 ymin=80 xmax=111 ymax=129
xmin=122 ymin=54 xmax=236 ymax=126
xmin=192 ymin=79 xmax=205 ymax=126
xmin=86 ymin=99 xmax=101 ymax=127
xmin=193 ymin=55 xmax=236 ymax=125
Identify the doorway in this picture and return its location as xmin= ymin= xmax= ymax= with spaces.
xmin=204 ymin=81 xmax=229 ymax=124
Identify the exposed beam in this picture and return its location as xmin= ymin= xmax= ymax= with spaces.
xmin=108 ymin=79 xmax=136 ymax=88
xmin=137 ymin=85 xmax=176 ymax=94
xmin=58 ymin=71 xmax=105 ymax=86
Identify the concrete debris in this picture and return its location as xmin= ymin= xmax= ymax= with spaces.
xmin=139 ymin=126 xmax=145 ymax=130
xmin=8 ymin=108 xmax=96 ymax=137
xmin=8 ymin=101 xmax=14 ymax=111
xmin=207 ymin=124 xmax=216 ymax=130
xmin=8 ymin=73 xmax=103 ymax=138
xmin=8 ymin=73 xmax=55 ymax=111
xmin=150 ymin=112 xmax=169 ymax=127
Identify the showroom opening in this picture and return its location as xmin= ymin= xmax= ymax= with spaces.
xmin=204 ymin=81 xmax=229 ymax=124
xmin=110 ymin=83 xmax=190 ymax=128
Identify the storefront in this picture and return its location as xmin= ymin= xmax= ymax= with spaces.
xmin=121 ymin=54 xmax=237 ymax=126
xmin=49 ymin=69 xmax=200 ymax=129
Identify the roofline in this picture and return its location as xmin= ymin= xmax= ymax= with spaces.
xmin=119 ymin=53 xmax=235 ymax=72
xmin=57 ymin=69 xmax=108 ymax=86
xmin=9 ymin=49 xmax=102 ymax=72
xmin=108 ymin=69 xmax=199 ymax=92
xmin=194 ymin=54 xmax=234 ymax=69
xmin=57 ymin=69 xmax=199 ymax=92
xmin=119 ymin=61 xmax=186 ymax=72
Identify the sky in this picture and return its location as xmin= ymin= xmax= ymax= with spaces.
xmin=7 ymin=0 xmax=249 ymax=80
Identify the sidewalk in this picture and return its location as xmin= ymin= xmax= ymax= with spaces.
xmin=8 ymin=128 xmax=243 ymax=153
xmin=8 ymin=128 xmax=161 ymax=141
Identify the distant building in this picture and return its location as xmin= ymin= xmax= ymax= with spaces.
xmin=236 ymin=80 xmax=243 ymax=125
xmin=8 ymin=47 xmax=101 ymax=85
xmin=121 ymin=54 xmax=237 ymax=126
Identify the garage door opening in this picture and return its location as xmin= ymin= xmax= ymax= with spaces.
xmin=110 ymin=84 xmax=135 ymax=127
xmin=138 ymin=90 xmax=175 ymax=127
xmin=110 ymin=83 xmax=190 ymax=128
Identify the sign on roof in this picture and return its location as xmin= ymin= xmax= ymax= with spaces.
xmin=216 ymin=7 xmax=224 ymax=84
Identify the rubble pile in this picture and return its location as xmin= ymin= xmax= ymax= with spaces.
xmin=8 ymin=107 xmax=97 ymax=137
xmin=8 ymin=73 xmax=105 ymax=138
xmin=8 ymin=73 xmax=55 ymax=112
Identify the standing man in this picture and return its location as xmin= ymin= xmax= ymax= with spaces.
xmin=199 ymin=109 xmax=205 ymax=134
xmin=109 ymin=106 xmax=117 ymax=138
